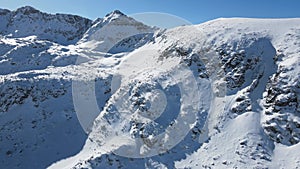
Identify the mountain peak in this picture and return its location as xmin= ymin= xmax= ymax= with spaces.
xmin=15 ymin=6 xmax=40 ymax=15
xmin=105 ymin=10 xmax=125 ymax=17
xmin=101 ymin=10 xmax=127 ymax=24
xmin=0 ymin=6 xmax=92 ymax=45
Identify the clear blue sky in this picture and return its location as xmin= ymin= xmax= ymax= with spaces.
xmin=0 ymin=0 xmax=300 ymax=24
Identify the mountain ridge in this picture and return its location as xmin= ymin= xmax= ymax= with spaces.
xmin=0 ymin=6 xmax=92 ymax=45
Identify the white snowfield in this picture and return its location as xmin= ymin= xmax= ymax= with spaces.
xmin=0 ymin=6 xmax=299 ymax=169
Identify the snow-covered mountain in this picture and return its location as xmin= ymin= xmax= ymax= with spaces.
xmin=0 ymin=6 xmax=299 ymax=169
xmin=0 ymin=6 xmax=92 ymax=45
xmin=78 ymin=10 xmax=155 ymax=53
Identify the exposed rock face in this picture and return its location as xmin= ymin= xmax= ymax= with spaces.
xmin=262 ymin=58 xmax=300 ymax=145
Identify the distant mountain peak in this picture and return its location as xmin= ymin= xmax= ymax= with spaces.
xmin=102 ymin=10 xmax=127 ymax=23
xmin=0 ymin=6 xmax=92 ymax=45
xmin=105 ymin=10 xmax=125 ymax=17
xmin=14 ymin=6 xmax=40 ymax=15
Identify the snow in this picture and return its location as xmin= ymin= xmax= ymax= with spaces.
xmin=175 ymin=111 xmax=274 ymax=168
xmin=0 ymin=6 xmax=92 ymax=45
xmin=0 ymin=6 xmax=299 ymax=169
xmin=272 ymin=143 xmax=300 ymax=168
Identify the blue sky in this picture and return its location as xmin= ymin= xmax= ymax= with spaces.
xmin=0 ymin=0 xmax=300 ymax=24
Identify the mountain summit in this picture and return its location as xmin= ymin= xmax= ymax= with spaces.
xmin=105 ymin=10 xmax=125 ymax=17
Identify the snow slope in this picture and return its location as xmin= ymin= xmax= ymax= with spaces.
xmin=51 ymin=18 xmax=300 ymax=169
xmin=0 ymin=6 xmax=299 ymax=169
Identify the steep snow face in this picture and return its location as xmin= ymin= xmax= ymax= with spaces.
xmin=261 ymin=28 xmax=300 ymax=146
xmin=0 ymin=77 xmax=87 ymax=169
xmin=0 ymin=6 xmax=92 ymax=45
xmin=78 ymin=10 xmax=156 ymax=52
xmin=0 ymin=7 xmax=299 ymax=169
xmin=0 ymin=63 xmax=115 ymax=169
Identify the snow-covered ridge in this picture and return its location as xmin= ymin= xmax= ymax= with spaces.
xmin=0 ymin=6 xmax=92 ymax=45
xmin=78 ymin=9 xmax=156 ymax=52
